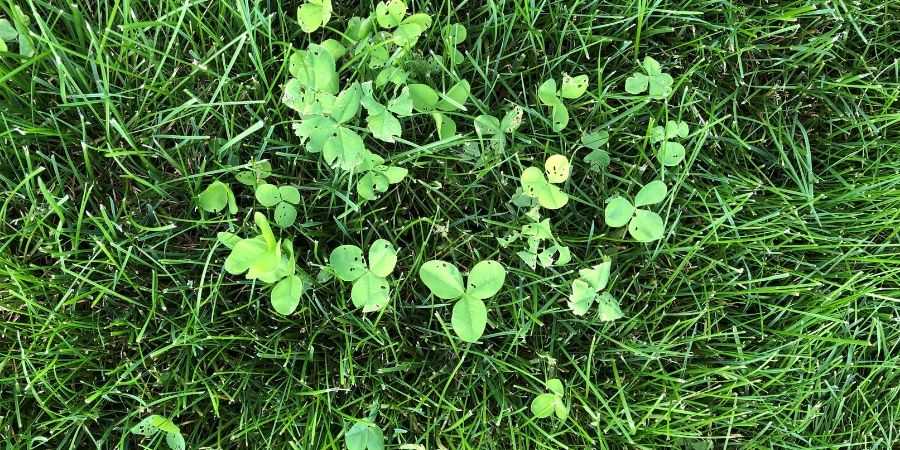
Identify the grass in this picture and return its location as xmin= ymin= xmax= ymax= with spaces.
xmin=2 ymin=0 xmax=900 ymax=448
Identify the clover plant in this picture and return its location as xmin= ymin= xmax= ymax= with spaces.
xmin=419 ymin=260 xmax=506 ymax=342
xmin=130 ymin=415 xmax=185 ymax=450
xmin=498 ymin=155 xmax=574 ymax=268
xmin=605 ymin=180 xmax=668 ymax=242
xmin=283 ymin=1 xmax=462 ymax=204
xmin=254 ymin=183 xmax=301 ymax=228
xmin=568 ymin=258 xmax=622 ymax=320
xmin=538 ymin=74 xmax=588 ymax=131
xmin=520 ymin=154 xmax=570 ymax=210
xmin=329 ymin=239 xmax=398 ymax=312
xmin=345 ymin=420 xmax=384 ymax=450
xmin=234 ymin=160 xmax=272 ymax=187
xmin=530 ymin=378 xmax=568 ymax=420
xmin=197 ymin=180 xmax=237 ymax=214
xmin=651 ymin=120 xmax=690 ymax=166
xmin=624 ymin=56 xmax=673 ymax=99
xmin=473 ymin=104 xmax=524 ymax=152
xmin=441 ymin=23 xmax=467 ymax=66
xmin=581 ymin=129 xmax=610 ymax=173
xmin=220 ymin=212 xmax=305 ymax=315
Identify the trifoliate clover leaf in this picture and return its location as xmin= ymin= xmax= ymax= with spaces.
xmin=624 ymin=56 xmax=673 ymax=99
xmin=297 ymin=0 xmax=332 ymax=33
xmin=375 ymin=0 xmax=407 ymax=29
xmin=521 ymin=167 xmax=568 ymax=210
xmin=560 ymin=74 xmax=589 ymax=99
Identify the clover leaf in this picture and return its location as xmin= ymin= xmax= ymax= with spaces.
xmin=531 ymin=378 xmax=568 ymax=420
xmin=441 ymin=23 xmax=467 ymax=65
xmin=520 ymin=155 xmax=570 ymax=210
xmin=254 ymin=183 xmax=302 ymax=228
xmin=235 ymin=160 xmax=272 ymax=187
xmin=198 ymin=180 xmax=237 ymax=214
xmin=419 ymin=260 xmax=506 ymax=342
xmin=567 ymin=259 xmax=621 ymax=319
xmin=624 ymin=56 xmax=674 ymax=99
xmin=651 ymin=121 xmax=690 ymax=166
xmin=581 ymin=129 xmax=610 ymax=172
xmin=330 ymin=239 xmax=398 ymax=312
xmin=345 ymin=421 xmax=384 ymax=450
xmin=297 ymin=0 xmax=332 ymax=34
xmin=374 ymin=0 xmax=407 ymax=29
xmin=130 ymin=415 xmax=185 ymax=450
xmin=537 ymin=74 xmax=588 ymax=131
xmin=604 ymin=180 xmax=668 ymax=242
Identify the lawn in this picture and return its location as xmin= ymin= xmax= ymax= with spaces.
xmin=2 ymin=0 xmax=899 ymax=448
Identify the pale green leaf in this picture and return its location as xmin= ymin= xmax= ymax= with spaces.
xmin=198 ymin=181 xmax=230 ymax=212
xmin=409 ymin=83 xmax=439 ymax=112
xmin=451 ymin=296 xmax=487 ymax=342
xmin=368 ymin=239 xmax=398 ymax=277
xmin=465 ymin=260 xmax=505 ymax=300
xmin=596 ymin=292 xmax=624 ymax=321
xmin=274 ymin=202 xmax=297 ymax=228
xmin=330 ymin=245 xmax=367 ymax=281
xmin=255 ymin=183 xmax=281 ymax=207
xmin=628 ymin=209 xmax=665 ymax=242
xmin=659 ymin=141 xmax=686 ymax=166
xmin=375 ymin=0 xmax=406 ymax=29
xmin=521 ymin=167 xmax=569 ymax=210
xmin=531 ymin=393 xmax=556 ymax=418
xmin=418 ymin=260 xmax=465 ymax=300
xmin=560 ymin=74 xmax=588 ymax=99
xmin=351 ymin=271 xmax=390 ymax=312
xmin=634 ymin=180 xmax=667 ymax=207
xmin=604 ymin=196 xmax=634 ymax=228
xmin=271 ymin=275 xmax=303 ymax=315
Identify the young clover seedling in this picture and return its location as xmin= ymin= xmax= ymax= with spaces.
xmin=520 ymin=155 xmax=570 ymax=210
xmin=568 ymin=258 xmax=623 ymax=320
xmin=581 ymin=129 xmax=610 ymax=173
xmin=419 ymin=260 xmax=506 ymax=342
xmin=538 ymin=74 xmax=589 ymax=131
xmin=408 ymin=80 xmax=470 ymax=140
xmin=624 ymin=56 xmax=674 ymax=99
xmin=197 ymin=180 xmax=237 ymax=215
xmin=500 ymin=218 xmax=571 ymax=270
xmin=234 ymin=160 xmax=273 ymax=187
xmin=345 ymin=420 xmax=384 ymax=450
xmin=297 ymin=0 xmax=332 ymax=33
xmin=219 ymin=213 xmax=305 ymax=315
xmin=474 ymin=104 xmax=524 ymax=152
xmin=604 ymin=180 xmax=668 ymax=242
xmin=530 ymin=378 xmax=568 ymax=421
xmin=330 ymin=239 xmax=398 ymax=312
xmin=130 ymin=415 xmax=185 ymax=450
xmin=441 ymin=23 xmax=467 ymax=65
xmin=651 ymin=120 xmax=690 ymax=166
xmin=254 ymin=183 xmax=301 ymax=228
xmin=356 ymin=151 xmax=408 ymax=201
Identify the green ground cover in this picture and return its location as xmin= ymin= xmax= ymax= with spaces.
xmin=1 ymin=0 xmax=899 ymax=448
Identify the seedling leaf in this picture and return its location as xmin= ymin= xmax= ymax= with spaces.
xmin=351 ymin=271 xmax=389 ymax=312
xmin=531 ymin=393 xmax=556 ymax=418
xmin=544 ymin=154 xmax=570 ymax=183
xmin=298 ymin=0 xmax=332 ymax=33
xmin=560 ymin=74 xmax=588 ymax=99
xmin=255 ymin=183 xmax=281 ymax=207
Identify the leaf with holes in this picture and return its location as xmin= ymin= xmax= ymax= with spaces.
xmin=521 ymin=167 xmax=569 ymax=210
xmin=351 ymin=271 xmax=390 ymax=312
xmin=628 ymin=209 xmax=665 ymax=242
xmin=465 ymin=260 xmax=505 ymax=300
xmin=544 ymin=154 xmax=570 ymax=183
xmin=368 ymin=239 xmax=398 ymax=277
xmin=374 ymin=0 xmax=406 ymax=29
xmin=298 ymin=0 xmax=332 ymax=33
xmin=560 ymin=74 xmax=588 ymax=99
xmin=330 ymin=245 xmax=367 ymax=282
xmin=419 ymin=260 xmax=465 ymax=300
